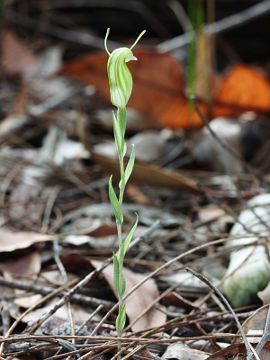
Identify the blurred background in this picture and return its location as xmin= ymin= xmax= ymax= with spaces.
xmin=4 ymin=0 xmax=270 ymax=64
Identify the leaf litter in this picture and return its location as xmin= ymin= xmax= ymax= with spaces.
xmin=1 ymin=5 xmax=270 ymax=359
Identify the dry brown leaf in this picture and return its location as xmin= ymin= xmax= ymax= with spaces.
xmin=234 ymin=304 xmax=269 ymax=344
xmin=2 ymin=251 xmax=41 ymax=278
xmin=23 ymin=299 xmax=91 ymax=325
xmin=1 ymin=31 xmax=37 ymax=77
xmin=126 ymin=183 xmax=152 ymax=206
xmin=162 ymin=343 xmax=208 ymax=360
xmin=0 ymin=252 xmax=42 ymax=308
xmin=92 ymin=152 xmax=200 ymax=194
xmin=213 ymin=65 xmax=270 ymax=117
xmin=0 ymin=228 xmax=55 ymax=252
xmin=161 ymin=291 xmax=199 ymax=311
xmin=207 ymin=342 xmax=270 ymax=359
xmin=15 ymin=294 xmax=42 ymax=309
xmin=92 ymin=261 xmax=166 ymax=332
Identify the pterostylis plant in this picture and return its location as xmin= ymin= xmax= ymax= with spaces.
xmin=104 ymin=28 xmax=145 ymax=358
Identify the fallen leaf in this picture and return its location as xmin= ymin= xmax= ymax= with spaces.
xmin=0 ymin=252 xmax=42 ymax=308
xmin=161 ymin=291 xmax=199 ymax=311
xmin=2 ymin=251 xmax=41 ymax=278
xmin=65 ymin=223 xmax=118 ymax=248
xmin=15 ymin=294 xmax=42 ymax=309
xmin=1 ymin=31 xmax=37 ymax=78
xmin=213 ymin=65 xmax=270 ymax=117
xmin=234 ymin=304 xmax=269 ymax=344
xmin=126 ymin=183 xmax=152 ymax=206
xmin=207 ymin=342 xmax=270 ymax=360
xmin=162 ymin=343 xmax=208 ymax=359
xmin=41 ymin=270 xmax=78 ymax=286
xmin=23 ymin=299 xmax=91 ymax=326
xmin=92 ymin=261 xmax=166 ymax=332
xmin=0 ymin=228 xmax=55 ymax=252
xmin=198 ymin=204 xmax=227 ymax=224
xmin=92 ymin=152 xmax=200 ymax=194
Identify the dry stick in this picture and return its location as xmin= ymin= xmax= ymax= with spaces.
xmin=6 ymin=0 xmax=169 ymax=40
xmin=25 ymin=220 xmax=161 ymax=334
xmin=158 ymin=0 xmax=270 ymax=54
xmin=52 ymin=240 xmax=76 ymax=360
xmin=185 ymin=268 xmax=254 ymax=360
xmin=0 ymin=278 xmax=78 ymax=356
xmin=0 ymin=276 xmax=112 ymax=309
xmin=167 ymin=0 xmax=191 ymax=33
xmin=41 ymin=186 xmax=60 ymax=233
xmin=0 ymin=333 xmax=262 ymax=345
xmin=255 ymin=304 xmax=270 ymax=355
xmin=5 ymin=9 xmax=120 ymax=50
xmin=76 ymin=305 xmax=104 ymax=335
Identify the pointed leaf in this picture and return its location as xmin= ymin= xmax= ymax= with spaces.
xmin=116 ymin=303 xmax=126 ymax=334
xmin=124 ymin=145 xmax=136 ymax=185
xmin=109 ymin=176 xmax=123 ymax=224
xmin=113 ymin=252 xmax=120 ymax=295
xmin=122 ymin=214 xmax=138 ymax=257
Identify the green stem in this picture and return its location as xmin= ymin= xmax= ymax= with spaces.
xmin=116 ymin=220 xmax=123 ymax=359
xmin=116 ymin=108 xmax=126 ymax=360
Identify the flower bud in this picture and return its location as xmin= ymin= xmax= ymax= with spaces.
xmin=107 ymin=47 xmax=137 ymax=109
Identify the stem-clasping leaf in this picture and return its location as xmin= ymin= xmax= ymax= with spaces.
xmin=124 ymin=145 xmax=136 ymax=185
xmin=109 ymin=176 xmax=123 ymax=224
xmin=119 ymin=214 xmax=138 ymax=259
xmin=116 ymin=303 xmax=126 ymax=334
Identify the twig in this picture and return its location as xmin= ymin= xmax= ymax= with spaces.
xmin=41 ymin=186 xmax=60 ymax=233
xmin=4 ymin=9 xmax=120 ymax=50
xmin=0 ymin=276 xmax=113 ymax=309
xmin=0 ymin=278 xmax=78 ymax=356
xmin=158 ymin=0 xmax=270 ymax=54
xmin=255 ymin=304 xmax=270 ymax=355
xmin=185 ymin=267 xmax=254 ymax=359
xmin=167 ymin=0 xmax=191 ymax=33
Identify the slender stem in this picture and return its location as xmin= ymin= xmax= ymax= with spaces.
xmin=116 ymin=108 xmax=127 ymax=360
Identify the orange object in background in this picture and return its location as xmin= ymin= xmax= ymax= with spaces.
xmin=213 ymin=64 xmax=270 ymax=117
xmin=61 ymin=50 xmax=270 ymax=129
